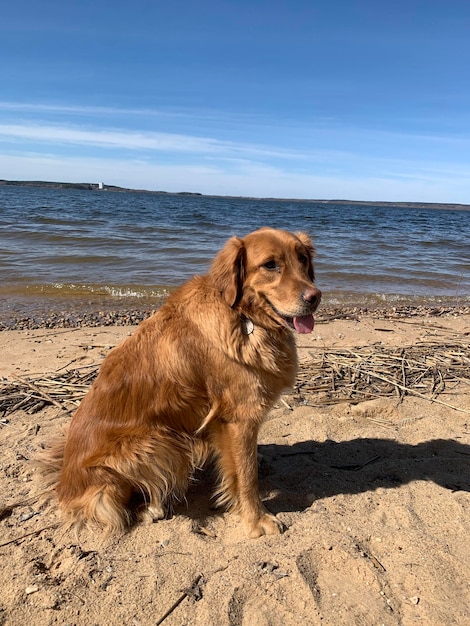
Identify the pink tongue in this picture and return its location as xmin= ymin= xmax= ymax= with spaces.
xmin=293 ymin=314 xmax=315 ymax=334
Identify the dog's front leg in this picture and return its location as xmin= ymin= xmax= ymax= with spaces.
xmin=215 ymin=420 xmax=284 ymax=538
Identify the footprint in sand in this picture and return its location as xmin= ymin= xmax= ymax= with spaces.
xmin=296 ymin=546 xmax=397 ymax=626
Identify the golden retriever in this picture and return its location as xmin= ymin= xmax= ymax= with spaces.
xmin=44 ymin=227 xmax=321 ymax=538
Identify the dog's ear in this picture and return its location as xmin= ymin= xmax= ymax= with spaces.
xmin=209 ymin=236 xmax=245 ymax=307
xmin=296 ymin=231 xmax=316 ymax=281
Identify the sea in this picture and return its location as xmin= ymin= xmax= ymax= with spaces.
xmin=0 ymin=185 xmax=469 ymax=323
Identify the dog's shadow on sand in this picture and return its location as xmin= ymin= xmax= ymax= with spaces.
xmin=183 ymin=437 xmax=470 ymax=521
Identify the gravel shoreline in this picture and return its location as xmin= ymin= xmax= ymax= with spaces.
xmin=1 ymin=304 xmax=469 ymax=331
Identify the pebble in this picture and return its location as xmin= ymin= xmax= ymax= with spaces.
xmin=19 ymin=511 xmax=37 ymax=522
xmin=0 ymin=309 xmax=157 ymax=332
xmin=1 ymin=305 xmax=468 ymax=332
xmin=25 ymin=585 xmax=39 ymax=595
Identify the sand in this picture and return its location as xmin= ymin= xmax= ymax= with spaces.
xmin=0 ymin=311 xmax=469 ymax=625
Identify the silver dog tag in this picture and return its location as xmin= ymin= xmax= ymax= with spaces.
xmin=241 ymin=318 xmax=254 ymax=335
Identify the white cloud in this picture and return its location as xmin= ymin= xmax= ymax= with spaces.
xmin=0 ymin=122 xmax=304 ymax=160
xmin=0 ymin=100 xmax=223 ymax=121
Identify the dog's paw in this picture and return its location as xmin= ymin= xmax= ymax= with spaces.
xmin=247 ymin=513 xmax=284 ymax=538
xmin=140 ymin=503 xmax=166 ymax=524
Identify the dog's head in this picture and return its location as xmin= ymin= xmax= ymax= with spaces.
xmin=209 ymin=227 xmax=321 ymax=334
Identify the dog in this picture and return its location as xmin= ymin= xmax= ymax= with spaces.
xmin=44 ymin=227 xmax=321 ymax=538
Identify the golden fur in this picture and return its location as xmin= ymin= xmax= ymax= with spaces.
xmin=43 ymin=227 xmax=321 ymax=538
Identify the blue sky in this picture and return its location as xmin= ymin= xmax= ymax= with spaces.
xmin=1 ymin=0 xmax=469 ymax=202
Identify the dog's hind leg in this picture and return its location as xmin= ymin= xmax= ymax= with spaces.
xmin=130 ymin=432 xmax=201 ymax=524
xmin=58 ymin=477 xmax=133 ymax=534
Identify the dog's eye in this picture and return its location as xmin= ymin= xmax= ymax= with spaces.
xmin=299 ymin=254 xmax=308 ymax=265
xmin=262 ymin=260 xmax=279 ymax=271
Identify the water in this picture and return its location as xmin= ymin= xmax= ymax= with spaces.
xmin=0 ymin=185 xmax=469 ymax=320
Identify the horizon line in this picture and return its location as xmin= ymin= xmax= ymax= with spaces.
xmin=1 ymin=178 xmax=469 ymax=210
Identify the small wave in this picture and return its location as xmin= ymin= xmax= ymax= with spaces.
xmin=47 ymin=283 xmax=172 ymax=299
xmin=102 ymin=285 xmax=171 ymax=299
xmin=323 ymin=291 xmax=468 ymax=309
xmin=0 ymin=283 xmax=171 ymax=300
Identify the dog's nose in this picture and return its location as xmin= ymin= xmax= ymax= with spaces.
xmin=302 ymin=287 xmax=322 ymax=308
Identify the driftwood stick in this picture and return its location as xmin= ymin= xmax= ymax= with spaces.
xmin=0 ymin=523 xmax=59 ymax=549
xmin=367 ymin=370 xmax=470 ymax=414
xmin=12 ymin=375 xmax=63 ymax=410
xmin=156 ymin=574 xmax=203 ymax=625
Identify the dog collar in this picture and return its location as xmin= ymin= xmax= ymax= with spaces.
xmin=241 ymin=316 xmax=254 ymax=335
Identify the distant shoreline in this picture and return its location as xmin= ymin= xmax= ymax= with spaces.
xmin=1 ymin=178 xmax=469 ymax=211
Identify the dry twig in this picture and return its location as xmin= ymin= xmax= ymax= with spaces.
xmin=289 ymin=342 xmax=470 ymax=413
xmin=155 ymin=574 xmax=204 ymax=625
xmin=1 ymin=365 xmax=98 ymax=417
xmin=1 ymin=343 xmax=469 ymax=418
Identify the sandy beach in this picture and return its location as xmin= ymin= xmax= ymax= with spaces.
xmin=1 ymin=309 xmax=469 ymax=625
